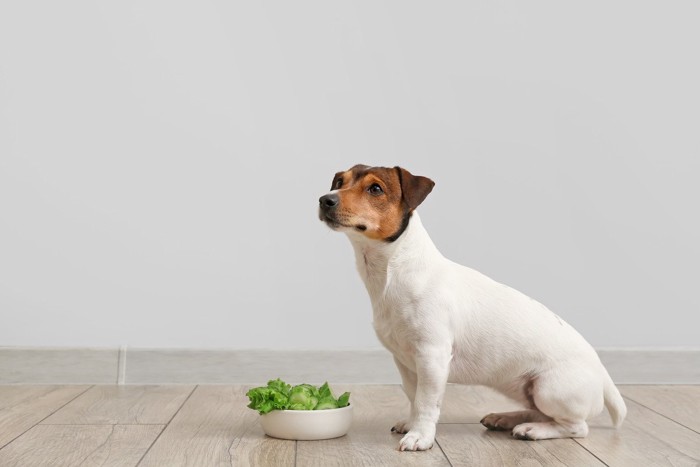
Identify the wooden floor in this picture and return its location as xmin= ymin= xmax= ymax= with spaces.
xmin=0 ymin=385 xmax=698 ymax=466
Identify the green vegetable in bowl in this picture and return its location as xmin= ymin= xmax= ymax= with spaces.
xmin=246 ymin=379 xmax=350 ymax=414
xmin=289 ymin=384 xmax=319 ymax=410
xmin=337 ymin=391 xmax=350 ymax=407
xmin=266 ymin=378 xmax=291 ymax=395
xmin=314 ymin=397 xmax=339 ymax=410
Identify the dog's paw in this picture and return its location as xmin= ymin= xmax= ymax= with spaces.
xmin=480 ymin=413 xmax=510 ymax=431
xmin=512 ymin=421 xmax=588 ymax=440
xmin=398 ymin=430 xmax=434 ymax=451
xmin=512 ymin=423 xmax=537 ymax=440
xmin=391 ymin=420 xmax=411 ymax=434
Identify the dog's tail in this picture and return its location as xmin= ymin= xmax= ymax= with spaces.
xmin=602 ymin=366 xmax=627 ymax=428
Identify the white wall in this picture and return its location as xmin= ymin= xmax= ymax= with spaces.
xmin=1 ymin=1 xmax=698 ymax=349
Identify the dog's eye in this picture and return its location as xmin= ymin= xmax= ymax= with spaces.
xmin=334 ymin=178 xmax=343 ymax=189
xmin=368 ymin=183 xmax=383 ymax=195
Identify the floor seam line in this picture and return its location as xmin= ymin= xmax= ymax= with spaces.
xmin=434 ymin=436 xmax=454 ymax=467
xmin=40 ymin=423 xmax=167 ymax=426
xmin=573 ymin=438 xmax=610 ymax=466
xmin=0 ymin=384 xmax=94 ymax=451
xmin=135 ymin=384 xmax=198 ymax=466
xmin=622 ymin=395 xmax=700 ymax=435
xmin=438 ymin=422 xmax=483 ymax=424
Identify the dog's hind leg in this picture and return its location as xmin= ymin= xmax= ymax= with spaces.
xmin=512 ymin=420 xmax=588 ymax=440
xmin=510 ymin=367 xmax=601 ymax=440
xmin=480 ymin=410 xmax=552 ymax=431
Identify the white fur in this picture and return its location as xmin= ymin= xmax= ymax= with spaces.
xmin=339 ymin=211 xmax=626 ymax=450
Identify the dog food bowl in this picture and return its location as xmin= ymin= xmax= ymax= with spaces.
xmin=258 ymin=405 xmax=353 ymax=440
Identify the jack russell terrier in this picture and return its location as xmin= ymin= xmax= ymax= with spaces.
xmin=318 ymin=164 xmax=626 ymax=451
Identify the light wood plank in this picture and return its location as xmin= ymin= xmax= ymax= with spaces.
xmin=139 ymin=385 xmax=295 ymax=467
xmin=620 ymin=385 xmax=700 ymax=433
xmin=296 ymin=385 xmax=450 ymax=466
xmin=230 ymin=418 xmax=295 ymax=467
xmin=2 ymin=384 xmax=696 ymax=466
xmin=436 ymin=424 xmax=603 ymax=466
xmin=0 ymin=424 xmax=162 ymax=467
xmin=440 ymin=384 xmax=524 ymax=423
xmin=577 ymin=397 xmax=700 ymax=466
xmin=332 ymin=384 xmax=523 ymax=425
xmin=42 ymin=385 xmax=194 ymax=425
xmin=0 ymin=385 xmax=90 ymax=448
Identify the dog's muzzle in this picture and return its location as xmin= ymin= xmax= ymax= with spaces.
xmin=319 ymin=193 xmax=339 ymax=210
xmin=318 ymin=193 xmax=340 ymax=225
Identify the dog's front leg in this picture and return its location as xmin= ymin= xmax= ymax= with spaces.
xmin=398 ymin=346 xmax=451 ymax=451
xmin=392 ymin=357 xmax=417 ymax=434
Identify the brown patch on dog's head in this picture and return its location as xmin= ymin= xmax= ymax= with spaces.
xmin=318 ymin=165 xmax=434 ymax=241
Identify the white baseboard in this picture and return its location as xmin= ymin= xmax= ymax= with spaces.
xmin=1 ymin=347 xmax=698 ymax=384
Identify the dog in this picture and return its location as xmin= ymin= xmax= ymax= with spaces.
xmin=318 ymin=164 xmax=626 ymax=451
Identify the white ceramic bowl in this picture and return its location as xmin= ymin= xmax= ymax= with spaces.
xmin=258 ymin=405 xmax=353 ymax=440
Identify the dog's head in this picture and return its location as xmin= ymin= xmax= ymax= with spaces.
xmin=318 ymin=165 xmax=434 ymax=241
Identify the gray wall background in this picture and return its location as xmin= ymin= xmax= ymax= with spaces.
xmin=1 ymin=1 xmax=698 ymax=349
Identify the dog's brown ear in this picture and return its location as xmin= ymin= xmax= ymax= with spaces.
xmin=396 ymin=166 xmax=435 ymax=210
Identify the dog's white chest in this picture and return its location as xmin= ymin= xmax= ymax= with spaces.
xmin=371 ymin=298 xmax=417 ymax=370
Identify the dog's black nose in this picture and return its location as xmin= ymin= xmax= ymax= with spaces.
xmin=319 ymin=193 xmax=339 ymax=209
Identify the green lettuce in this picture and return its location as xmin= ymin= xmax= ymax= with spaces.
xmin=246 ymin=379 xmax=350 ymax=414
xmin=245 ymin=379 xmax=290 ymax=415
xmin=337 ymin=391 xmax=350 ymax=408
xmin=315 ymin=397 xmax=339 ymax=410
xmin=288 ymin=384 xmax=319 ymax=410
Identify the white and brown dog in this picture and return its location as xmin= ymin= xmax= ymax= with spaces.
xmin=319 ymin=164 xmax=626 ymax=451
